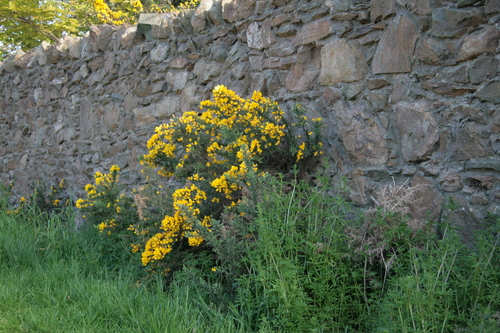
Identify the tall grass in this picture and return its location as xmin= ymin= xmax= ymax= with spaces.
xmin=1 ymin=177 xmax=499 ymax=332
xmin=0 ymin=194 xmax=244 ymax=332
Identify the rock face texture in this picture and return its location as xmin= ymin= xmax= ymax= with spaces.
xmin=1 ymin=0 xmax=500 ymax=235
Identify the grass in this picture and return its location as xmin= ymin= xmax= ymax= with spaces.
xmin=1 ymin=177 xmax=499 ymax=332
xmin=0 ymin=208 xmax=244 ymax=333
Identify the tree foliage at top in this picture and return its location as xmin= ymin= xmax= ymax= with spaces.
xmin=0 ymin=0 xmax=199 ymax=60
xmin=0 ymin=1 xmax=94 ymax=54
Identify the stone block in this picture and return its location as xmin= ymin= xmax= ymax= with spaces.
xmin=331 ymin=101 xmax=389 ymax=165
xmin=150 ymin=43 xmax=170 ymax=63
xmin=247 ymin=20 xmax=274 ymax=50
xmin=372 ymin=14 xmax=419 ymax=74
xmin=476 ymin=81 xmax=500 ymax=103
xmin=370 ymin=0 xmax=396 ymax=22
xmin=320 ymin=39 xmax=368 ymax=85
xmin=394 ymin=100 xmax=439 ymax=162
xmin=457 ymin=26 xmax=500 ymax=62
xmin=469 ymin=57 xmax=499 ymax=85
xmin=293 ymin=18 xmax=333 ymax=46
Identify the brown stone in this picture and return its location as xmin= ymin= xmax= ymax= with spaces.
xmin=370 ymin=0 xmax=396 ymax=22
xmin=348 ymin=176 xmax=373 ymax=205
xmin=331 ymin=12 xmax=357 ymax=21
xmin=366 ymin=79 xmax=389 ymax=90
xmin=331 ymin=101 xmax=389 ymax=165
xmin=319 ymin=39 xmax=368 ymax=85
xmin=450 ymin=126 xmax=486 ymax=161
xmin=293 ymin=18 xmax=333 ymax=46
xmin=438 ymin=170 xmax=462 ymax=192
xmin=457 ymin=26 xmax=500 ymax=62
xmin=409 ymin=175 xmax=443 ymax=223
xmin=415 ymin=37 xmax=450 ymax=65
xmin=191 ymin=0 xmax=213 ymax=32
xmin=421 ymin=81 xmax=475 ymax=96
xmin=394 ymin=100 xmax=439 ymax=162
xmin=285 ymin=63 xmax=319 ymax=93
xmin=372 ymin=14 xmax=419 ymax=74
xmin=222 ymin=0 xmax=257 ymax=23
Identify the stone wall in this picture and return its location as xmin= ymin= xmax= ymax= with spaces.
xmin=1 ymin=0 xmax=499 ymax=235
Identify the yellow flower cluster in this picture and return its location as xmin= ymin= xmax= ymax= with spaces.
xmin=141 ymin=184 xmax=211 ymax=265
xmin=141 ymin=85 xmax=285 ymax=179
xmin=93 ymin=0 xmax=143 ymax=25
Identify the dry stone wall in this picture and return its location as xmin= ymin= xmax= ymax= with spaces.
xmin=1 ymin=0 xmax=500 ymax=236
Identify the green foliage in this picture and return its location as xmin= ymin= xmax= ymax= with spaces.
xmin=0 ymin=0 xmax=92 ymax=53
xmin=76 ymin=165 xmax=141 ymax=271
xmin=205 ymin=171 xmax=366 ymax=331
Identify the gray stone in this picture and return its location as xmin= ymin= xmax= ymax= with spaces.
xmin=469 ymin=57 xmax=499 ymax=85
xmin=447 ymin=65 xmax=468 ymax=84
xmin=1 ymin=50 xmax=25 ymax=72
xmin=394 ymin=100 xmax=439 ymax=162
xmin=247 ymin=20 xmax=274 ymax=50
xmin=372 ymin=14 xmax=419 ymax=74
xmin=365 ymin=91 xmax=388 ymax=111
xmin=276 ymin=23 xmax=298 ymax=37
xmin=486 ymin=0 xmax=500 ymax=14
xmin=136 ymin=13 xmax=176 ymax=40
xmin=166 ymin=70 xmax=189 ymax=91
xmin=465 ymin=156 xmax=500 ymax=172
xmin=121 ymin=26 xmax=137 ymax=47
xmin=35 ymin=41 xmax=50 ymax=66
xmin=96 ymin=25 xmax=118 ymax=52
xmin=429 ymin=8 xmax=482 ymax=38
xmin=438 ymin=170 xmax=462 ymax=192
xmin=457 ymin=26 xmax=500 ymax=62
xmin=343 ymin=83 xmax=363 ymax=100
xmin=320 ymin=39 xmax=368 ymax=85
xmin=450 ymin=126 xmax=486 ymax=161
xmin=156 ymin=96 xmax=180 ymax=119
xmin=80 ymin=97 xmax=95 ymax=140
xmin=132 ymin=104 xmax=156 ymax=125
xmin=150 ymin=43 xmax=170 ymax=63
xmin=476 ymin=81 xmax=500 ymax=103
xmin=193 ymin=59 xmax=223 ymax=84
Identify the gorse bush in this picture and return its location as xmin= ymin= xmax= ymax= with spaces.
xmin=76 ymin=85 xmax=321 ymax=274
xmin=137 ymin=85 xmax=322 ymax=268
xmin=2 ymin=178 xmax=72 ymax=221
